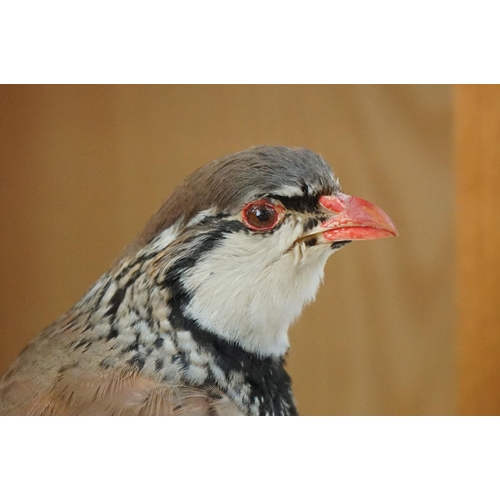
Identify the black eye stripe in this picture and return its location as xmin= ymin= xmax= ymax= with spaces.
xmin=271 ymin=193 xmax=321 ymax=213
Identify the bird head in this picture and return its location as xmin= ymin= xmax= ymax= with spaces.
xmin=124 ymin=146 xmax=397 ymax=358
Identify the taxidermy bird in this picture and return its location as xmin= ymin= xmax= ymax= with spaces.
xmin=0 ymin=146 xmax=397 ymax=416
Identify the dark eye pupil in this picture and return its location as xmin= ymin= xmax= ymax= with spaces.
xmin=254 ymin=207 xmax=271 ymax=222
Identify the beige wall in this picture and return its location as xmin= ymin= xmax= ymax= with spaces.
xmin=0 ymin=85 xmax=454 ymax=415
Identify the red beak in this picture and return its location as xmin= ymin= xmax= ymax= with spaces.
xmin=318 ymin=194 xmax=398 ymax=241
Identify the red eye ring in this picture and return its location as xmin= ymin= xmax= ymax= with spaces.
xmin=242 ymin=199 xmax=282 ymax=231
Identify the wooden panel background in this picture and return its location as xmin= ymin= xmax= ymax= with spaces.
xmin=457 ymin=85 xmax=500 ymax=415
xmin=0 ymin=85 xmax=455 ymax=415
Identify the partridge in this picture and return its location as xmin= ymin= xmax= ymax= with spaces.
xmin=0 ymin=146 xmax=397 ymax=416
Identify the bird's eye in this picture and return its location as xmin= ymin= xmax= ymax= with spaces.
xmin=242 ymin=199 xmax=281 ymax=231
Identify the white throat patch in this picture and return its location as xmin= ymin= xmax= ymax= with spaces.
xmin=180 ymin=220 xmax=333 ymax=357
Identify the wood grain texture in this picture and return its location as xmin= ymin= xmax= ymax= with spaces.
xmin=456 ymin=85 xmax=500 ymax=415
xmin=0 ymin=85 xmax=454 ymax=415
